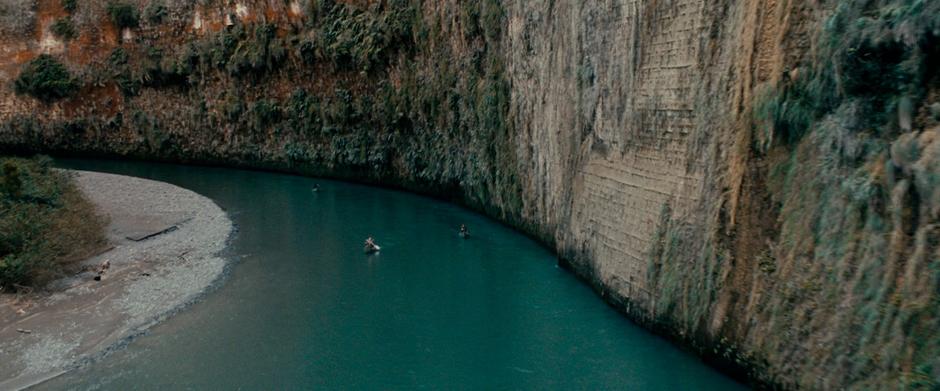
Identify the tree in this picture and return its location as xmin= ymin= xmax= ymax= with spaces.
xmin=107 ymin=1 xmax=139 ymax=29
xmin=14 ymin=55 xmax=78 ymax=103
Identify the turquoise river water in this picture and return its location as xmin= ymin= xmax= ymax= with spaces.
xmin=38 ymin=159 xmax=746 ymax=390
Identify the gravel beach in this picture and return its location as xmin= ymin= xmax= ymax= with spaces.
xmin=0 ymin=171 xmax=233 ymax=390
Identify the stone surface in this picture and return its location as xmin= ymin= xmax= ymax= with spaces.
xmin=0 ymin=0 xmax=937 ymax=389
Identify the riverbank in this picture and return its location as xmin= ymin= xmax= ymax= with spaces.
xmin=0 ymin=171 xmax=233 ymax=390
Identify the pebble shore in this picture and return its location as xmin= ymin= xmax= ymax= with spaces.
xmin=0 ymin=171 xmax=233 ymax=390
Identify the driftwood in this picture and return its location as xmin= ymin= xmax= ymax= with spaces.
xmin=124 ymin=217 xmax=193 ymax=242
xmin=125 ymin=225 xmax=179 ymax=242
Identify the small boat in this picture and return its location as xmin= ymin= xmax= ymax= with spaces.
xmin=459 ymin=231 xmax=470 ymax=239
xmin=364 ymin=244 xmax=381 ymax=254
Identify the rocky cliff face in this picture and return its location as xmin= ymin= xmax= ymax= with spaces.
xmin=1 ymin=0 xmax=937 ymax=388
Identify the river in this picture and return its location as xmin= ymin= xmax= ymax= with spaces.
xmin=38 ymin=159 xmax=745 ymax=390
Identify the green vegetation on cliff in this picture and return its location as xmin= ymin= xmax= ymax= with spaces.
xmin=50 ymin=17 xmax=77 ymax=41
xmin=748 ymin=0 xmax=940 ymax=388
xmin=143 ymin=1 xmax=166 ymax=24
xmin=756 ymin=0 xmax=938 ymax=148
xmin=644 ymin=0 xmax=938 ymax=388
xmin=61 ymin=0 xmax=76 ymax=13
xmin=1 ymin=0 xmax=938 ymax=388
xmin=309 ymin=0 xmax=415 ymax=73
xmin=0 ymin=157 xmax=107 ymax=291
xmin=10 ymin=0 xmax=522 ymax=221
xmin=14 ymin=55 xmax=78 ymax=103
xmin=107 ymin=1 xmax=139 ymax=29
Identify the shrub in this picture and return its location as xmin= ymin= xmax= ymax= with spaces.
xmin=50 ymin=17 xmax=77 ymax=40
xmin=755 ymin=0 xmax=939 ymax=147
xmin=14 ymin=55 xmax=78 ymax=103
xmin=107 ymin=1 xmax=139 ymax=29
xmin=251 ymin=99 xmax=281 ymax=131
xmin=299 ymin=39 xmax=316 ymax=64
xmin=315 ymin=1 xmax=415 ymax=72
xmin=0 ymin=156 xmax=106 ymax=289
xmin=225 ymin=24 xmax=288 ymax=78
xmin=144 ymin=1 xmax=167 ymax=24
xmin=224 ymin=96 xmax=245 ymax=122
xmin=61 ymin=0 xmax=76 ymax=12
xmin=285 ymin=89 xmax=322 ymax=134
xmin=108 ymin=47 xmax=140 ymax=96
xmin=108 ymin=47 xmax=130 ymax=68
xmin=140 ymin=46 xmax=190 ymax=88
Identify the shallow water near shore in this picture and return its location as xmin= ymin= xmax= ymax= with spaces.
xmin=39 ymin=159 xmax=746 ymax=390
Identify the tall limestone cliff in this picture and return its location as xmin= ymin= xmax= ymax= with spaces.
xmin=1 ymin=0 xmax=937 ymax=388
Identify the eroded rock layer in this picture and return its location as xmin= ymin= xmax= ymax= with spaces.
xmin=1 ymin=0 xmax=937 ymax=388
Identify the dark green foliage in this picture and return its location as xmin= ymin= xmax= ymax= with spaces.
xmin=0 ymin=157 xmax=60 ymax=204
xmin=14 ymin=55 xmax=78 ymax=103
xmin=747 ymin=1 xmax=940 ymax=387
xmin=144 ymin=1 xmax=167 ymax=24
xmin=108 ymin=47 xmax=140 ymax=96
xmin=225 ymin=24 xmax=288 ymax=78
xmin=460 ymin=0 xmax=504 ymax=45
xmin=141 ymin=45 xmax=165 ymax=82
xmin=131 ymin=109 xmax=170 ymax=151
xmin=186 ymin=23 xmax=287 ymax=78
xmin=250 ymin=99 xmax=281 ymax=131
xmin=106 ymin=45 xmax=189 ymax=94
xmin=59 ymin=118 xmax=87 ymax=136
xmin=61 ymin=0 xmax=76 ymax=13
xmin=755 ymin=0 xmax=939 ymax=147
xmin=176 ymin=44 xmax=201 ymax=75
xmin=384 ymin=0 xmax=416 ymax=52
xmin=298 ymin=39 xmax=317 ymax=64
xmin=313 ymin=0 xmax=415 ymax=72
xmin=224 ymin=96 xmax=245 ymax=122
xmin=754 ymin=70 xmax=835 ymax=146
xmin=840 ymin=39 xmax=909 ymax=97
xmin=284 ymin=89 xmax=323 ymax=135
xmin=0 ymin=157 xmax=84 ymax=288
xmin=0 ymin=156 xmax=107 ymax=290
xmin=480 ymin=0 xmax=503 ymax=44
xmin=107 ymin=47 xmax=129 ymax=68
xmin=325 ymin=88 xmax=355 ymax=125
xmin=140 ymin=45 xmax=190 ymax=88
xmin=107 ymin=1 xmax=139 ymax=29
xmin=460 ymin=2 xmax=482 ymax=40
xmin=50 ymin=17 xmax=77 ymax=40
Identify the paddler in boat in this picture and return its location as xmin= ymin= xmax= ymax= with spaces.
xmin=364 ymin=236 xmax=380 ymax=253
xmin=459 ymin=224 xmax=470 ymax=238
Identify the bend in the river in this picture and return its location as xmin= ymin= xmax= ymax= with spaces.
xmin=38 ymin=159 xmax=746 ymax=390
